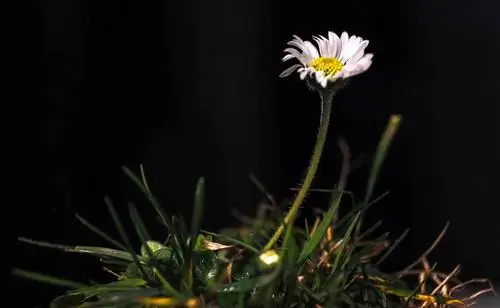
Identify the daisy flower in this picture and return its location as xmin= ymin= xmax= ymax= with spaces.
xmin=279 ymin=31 xmax=373 ymax=88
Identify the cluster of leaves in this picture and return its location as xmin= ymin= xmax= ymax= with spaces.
xmin=13 ymin=116 xmax=491 ymax=307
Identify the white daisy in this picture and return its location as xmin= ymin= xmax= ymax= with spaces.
xmin=279 ymin=31 xmax=373 ymax=88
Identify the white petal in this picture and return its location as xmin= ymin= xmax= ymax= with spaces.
xmin=303 ymin=41 xmax=320 ymax=59
xmin=299 ymin=70 xmax=309 ymax=80
xmin=346 ymin=40 xmax=369 ymax=65
xmin=288 ymin=38 xmax=309 ymax=55
xmin=313 ymin=37 xmax=327 ymax=57
xmin=279 ymin=64 xmax=302 ymax=78
xmin=342 ymin=54 xmax=373 ymax=77
xmin=320 ymin=76 xmax=328 ymax=88
xmin=283 ymin=48 xmax=307 ymax=64
xmin=328 ymin=31 xmax=341 ymax=58
xmin=315 ymin=71 xmax=324 ymax=83
xmin=340 ymin=32 xmax=349 ymax=51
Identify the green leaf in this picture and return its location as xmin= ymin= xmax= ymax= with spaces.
xmin=296 ymin=191 xmax=343 ymax=266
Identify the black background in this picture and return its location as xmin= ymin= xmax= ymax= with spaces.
xmin=9 ymin=0 xmax=500 ymax=306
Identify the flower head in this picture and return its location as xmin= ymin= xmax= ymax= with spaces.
xmin=280 ymin=31 xmax=373 ymax=88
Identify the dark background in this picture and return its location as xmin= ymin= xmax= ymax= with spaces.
xmin=9 ymin=0 xmax=500 ymax=306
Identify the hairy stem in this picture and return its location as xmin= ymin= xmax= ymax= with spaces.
xmin=262 ymin=89 xmax=335 ymax=251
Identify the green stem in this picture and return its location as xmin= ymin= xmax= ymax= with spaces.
xmin=262 ymin=89 xmax=335 ymax=251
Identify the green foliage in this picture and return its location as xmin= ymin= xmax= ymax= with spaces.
xmin=14 ymin=115 xmax=479 ymax=307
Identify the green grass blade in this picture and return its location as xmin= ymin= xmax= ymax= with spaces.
xmin=296 ymin=191 xmax=343 ymax=266
xmin=281 ymin=221 xmax=298 ymax=265
xmin=122 ymin=166 xmax=184 ymax=252
xmin=179 ymin=177 xmax=207 ymax=291
xmin=364 ymin=115 xmax=401 ymax=204
xmin=190 ymin=177 xmax=205 ymax=248
xmin=139 ymin=164 xmax=152 ymax=192
xmin=122 ymin=167 xmax=186 ymax=258
xmin=122 ymin=166 xmax=168 ymax=226
xmin=19 ymin=238 xmax=137 ymax=263
xmin=18 ymin=237 xmax=73 ymax=251
xmin=75 ymin=214 xmax=127 ymax=251
xmin=12 ymin=268 xmax=87 ymax=289
xmin=69 ymin=246 xmax=138 ymax=262
xmin=104 ymin=197 xmax=153 ymax=282
xmin=128 ymin=201 xmax=153 ymax=243
xmin=357 ymin=115 xmax=401 ymax=237
xmin=325 ymin=212 xmax=361 ymax=287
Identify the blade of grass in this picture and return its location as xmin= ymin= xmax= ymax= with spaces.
xmin=12 ymin=269 xmax=88 ymax=289
xmin=189 ymin=177 xmax=205 ymax=250
xmin=18 ymin=237 xmax=139 ymax=262
xmin=181 ymin=177 xmax=206 ymax=290
xmin=18 ymin=237 xmax=73 ymax=250
xmin=128 ymin=202 xmax=153 ymax=243
xmin=139 ymin=164 xmax=152 ymax=192
xmin=75 ymin=214 xmax=127 ymax=251
xmin=324 ymin=212 xmax=361 ymax=288
xmin=122 ymin=166 xmax=185 ymax=255
xmin=296 ymin=191 xmax=343 ymax=266
xmin=364 ymin=115 xmax=401 ymax=203
xmin=104 ymin=197 xmax=153 ymax=282
xmin=357 ymin=115 xmax=401 ymax=236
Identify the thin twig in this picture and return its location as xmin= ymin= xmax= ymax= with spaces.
xmin=465 ymin=288 xmax=496 ymax=301
xmin=357 ymin=220 xmax=383 ymax=240
xmin=450 ymin=279 xmax=496 ymax=297
xmin=431 ymin=265 xmax=460 ymax=296
xmin=397 ymin=222 xmax=450 ymax=278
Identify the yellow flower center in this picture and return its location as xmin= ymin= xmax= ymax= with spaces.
xmin=310 ymin=57 xmax=344 ymax=77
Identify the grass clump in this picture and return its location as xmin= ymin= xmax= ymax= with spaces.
xmin=13 ymin=113 xmax=494 ymax=307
